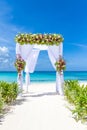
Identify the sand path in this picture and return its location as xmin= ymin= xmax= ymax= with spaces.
xmin=0 ymin=83 xmax=86 ymax=130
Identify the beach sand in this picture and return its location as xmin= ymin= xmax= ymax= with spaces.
xmin=0 ymin=82 xmax=87 ymax=130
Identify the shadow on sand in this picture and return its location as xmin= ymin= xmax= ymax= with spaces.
xmin=22 ymin=91 xmax=59 ymax=98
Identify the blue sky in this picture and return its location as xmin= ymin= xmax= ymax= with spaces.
xmin=0 ymin=0 xmax=87 ymax=71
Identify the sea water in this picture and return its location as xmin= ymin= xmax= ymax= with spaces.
xmin=0 ymin=71 xmax=87 ymax=83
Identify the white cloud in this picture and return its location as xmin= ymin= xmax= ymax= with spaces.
xmin=0 ymin=1 xmax=24 ymax=46
xmin=0 ymin=37 xmax=9 ymax=43
xmin=0 ymin=0 xmax=25 ymax=70
xmin=75 ymin=43 xmax=87 ymax=48
xmin=3 ymin=59 xmax=9 ymax=63
xmin=0 ymin=46 xmax=8 ymax=53
xmin=0 ymin=1 xmax=24 ymax=70
xmin=70 ymin=43 xmax=87 ymax=48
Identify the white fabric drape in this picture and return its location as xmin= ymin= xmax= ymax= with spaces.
xmin=24 ymin=49 xmax=40 ymax=91
xmin=16 ymin=43 xmax=64 ymax=95
xmin=25 ymin=49 xmax=40 ymax=73
xmin=20 ymin=44 xmax=34 ymax=60
xmin=48 ymin=43 xmax=64 ymax=95
xmin=16 ymin=43 xmax=34 ymax=92
xmin=25 ymin=72 xmax=30 ymax=92
xmin=16 ymin=43 xmax=21 ymax=55
xmin=17 ymin=71 xmax=23 ymax=94
xmin=16 ymin=43 xmax=34 ymax=60
xmin=59 ymin=43 xmax=64 ymax=95
xmin=48 ymin=45 xmax=60 ymax=69
xmin=59 ymin=42 xmax=63 ymax=56
xmin=56 ymin=72 xmax=63 ymax=95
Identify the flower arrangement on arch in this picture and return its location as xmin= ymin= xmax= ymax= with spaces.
xmin=15 ymin=33 xmax=64 ymax=46
xmin=55 ymin=57 xmax=66 ymax=72
xmin=14 ymin=55 xmax=26 ymax=74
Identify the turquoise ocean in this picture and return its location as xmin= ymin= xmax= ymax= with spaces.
xmin=0 ymin=71 xmax=87 ymax=83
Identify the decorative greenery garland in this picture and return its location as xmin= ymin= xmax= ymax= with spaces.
xmin=55 ymin=57 xmax=66 ymax=72
xmin=14 ymin=56 xmax=26 ymax=74
xmin=15 ymin=33 xmax=63 ymax=45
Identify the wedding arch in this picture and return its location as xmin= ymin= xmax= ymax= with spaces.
xmin=15 ymin=33 xmax=66 ymax=95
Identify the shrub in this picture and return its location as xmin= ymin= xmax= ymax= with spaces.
xmin=64 ymin=80 xmax=80 ymax=104
xmin=0 ymin=90 xmax=4 ymax=113
xmin=64 ymin=80 xmax=87 ymax=122
xmin=72 ymin=86 xmax=87 ymax=122
xmin=0 ymin=81 xmax=19 ymax=104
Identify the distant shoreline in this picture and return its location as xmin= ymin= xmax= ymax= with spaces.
xmin=0 ymin=71 xmax=87 ymax=82
xmin=0 ymin=70 xmax=87 ymax=72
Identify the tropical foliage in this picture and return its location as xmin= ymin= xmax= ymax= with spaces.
xmin=55 ymin=57 xmax=66 ymax=72
xmin=64 ymin=80 xmax=87 ymax=122
xmin=15 ymin=33 xmax=63 ymax=45
xmin=0 ymin=81 xmax=19 ymax=112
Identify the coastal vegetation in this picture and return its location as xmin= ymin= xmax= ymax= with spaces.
xmin=0 ymin=81 xmax=19 ymax=113
xmin=64 ymin=80 xmax=87 ymax=122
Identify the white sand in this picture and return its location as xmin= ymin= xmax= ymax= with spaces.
xmin=0 ymin=82 xmax=87 ymax=130
xmin=79 ymin=81 xmax=87 ymax=86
